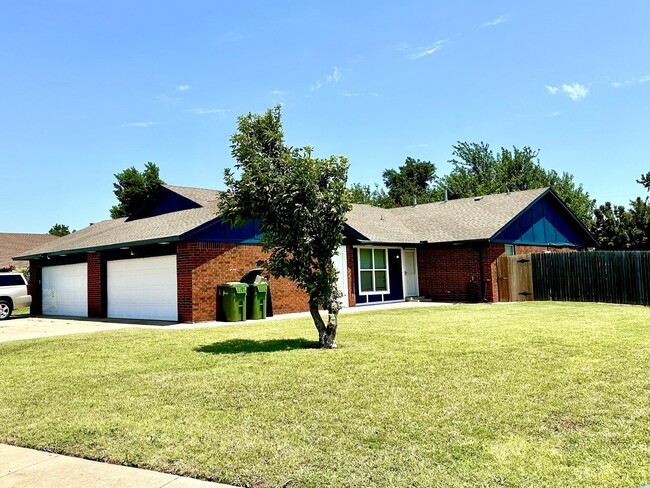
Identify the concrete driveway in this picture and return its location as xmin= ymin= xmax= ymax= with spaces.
xmin=0 ymin=314 xmax=176 ymax=343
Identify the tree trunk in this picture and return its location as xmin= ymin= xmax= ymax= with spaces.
xmin=309 ymin=301 xmax=338 ymax=349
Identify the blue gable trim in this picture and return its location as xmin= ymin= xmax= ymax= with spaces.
xmin=184 ymin=219 xmax=262 ymax=243
xmin=492 ymin=192 xmax=593 ymax=247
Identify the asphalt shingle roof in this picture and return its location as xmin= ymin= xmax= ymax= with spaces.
xmin=346 ymin=188 xmax=549 ymax=244
xmin=1 ymin=233 xmax=59 ymax=268
xmin=14 ymin=186 xmax=222 ymax=259
xmin=161 ymin=185 xmax=221 ymax=210
xmin=15 ymin=186 xmax=552 ymax=259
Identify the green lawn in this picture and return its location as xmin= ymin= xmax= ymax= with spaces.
xmin=0 ymin=302 xmax=647 ymax=487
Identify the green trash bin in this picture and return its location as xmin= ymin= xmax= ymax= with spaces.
xmin=247 ymin=282 xmax=268 ymax=320
xmin=218 ymin=282 xmax=248 ymax=322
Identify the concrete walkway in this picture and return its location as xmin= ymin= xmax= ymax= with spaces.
xmin=0 ymin=444 xmax=234 ymax=488
xmin=0 ymin=301 xmax=454 ymax=343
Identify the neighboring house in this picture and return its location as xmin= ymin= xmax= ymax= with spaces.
xmin=15 ymin=185 xmax=596 ymax=322
xmin=0 ymin=233 xmax=58 ymax=271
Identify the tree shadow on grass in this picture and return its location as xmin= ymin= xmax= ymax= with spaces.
xmin=195 ymin=338 xmax=319 ymax=355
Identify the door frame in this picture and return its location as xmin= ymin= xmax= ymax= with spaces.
xmin=401 ymin=248 xmax=419 ymax=297
xmin=334 ymin=245 xmax=349 ymax=308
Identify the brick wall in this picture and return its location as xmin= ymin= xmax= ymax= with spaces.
xmin=417 ymin=245 xmax=487 ymax=302
xmin=177 ymin=242 xmax=310 ymax=323
xmin=29 ymin=262 xmax=42 ymax=315
xmin=87 ymin=252 xmax=102 ymax=317
xmin=417 ymin=243 xmax=579 ymax=303
xmin=484 ymin=243 xmax=506 ymax=302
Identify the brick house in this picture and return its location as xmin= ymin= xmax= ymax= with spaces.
xmin=15 ymin=185 xmax=596 ymax=322
xmin=344 ymin=187 xmax=597 ymax=305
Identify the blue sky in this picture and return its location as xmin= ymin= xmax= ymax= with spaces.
xmin=2 ymin=0 xmax=648 ymax=233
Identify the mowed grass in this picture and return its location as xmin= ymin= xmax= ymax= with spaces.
xmin=0 ymin=302 xmax=647 ymax=487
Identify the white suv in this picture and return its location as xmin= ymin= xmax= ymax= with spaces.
xmin=0 ymin=272 xmax=31 ymax=320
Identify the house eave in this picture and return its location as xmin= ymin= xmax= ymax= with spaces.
xmin=14 ymin=236 xmax=182 ymax=260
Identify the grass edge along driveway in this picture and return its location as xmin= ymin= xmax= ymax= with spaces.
xmin=0 ymin=302 xmax=647 ymax=487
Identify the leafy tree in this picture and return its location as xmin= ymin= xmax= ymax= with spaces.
xmin=637 ymin=171 xmax=650 ymax=191
xmin=628 ymin=196 xmax=650 ymax=248
xmin=495 ymin=146 xmax=547 ymax=192
xmin=347 ymin=183 xmax=375 ymax=204
xmin=110 ymin=162 xmax=165 ymax=218
xmin=220 ymin=106 xmax=351 ymax=348
xmin=48 ymin=223 xmax=70 ymax=237
xmin=591 ymin=177 xmax=650 ymax=250
xmin=348 ymin=141 xmax=595 ymax=223
xmin=544 ymin=170 xmax=594 ymax=225
xmin=382 ymin=157 xmax=441 ymax=207
xmin=443 ymin=142 xmax=595 ymax=224
xmin=592 ymin=202 xmax=631 ymax=249
xmin=347 ymin=183 xmax=393 ymax=207
xmin=446 ymin=141 xmax=497 ymax=197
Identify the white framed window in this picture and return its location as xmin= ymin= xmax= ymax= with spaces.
xmin=505 ymin=244 xmax=515 ymax=256
xmin=358 ymin=247 xmax=390 ymax=294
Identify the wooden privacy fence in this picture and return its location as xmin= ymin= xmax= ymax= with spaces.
xmin=497 ymin=251 xmax=650 ymax=306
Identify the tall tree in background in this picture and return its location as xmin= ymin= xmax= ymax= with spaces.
xmin=220 ymin=106 xmax=351 ymax=349
xmin=443 ymin=141 xmax=594 ymax=225
xmin=544 ymin=170 xmax=595 ymax=226
xmin=347 ymin=183 xmax=392 ymax=207
xmin=48 ymin=224 xmax=71 ymax=236
xmin=110 ymin=162 xmax=165 ymax=218
xmin=592 ymin=175 xmax=650 ymax=250
xmin=382 ymin=157 xmax=440 ymax=207
xmin=348 ymin=142 xmax=594 ymax=225
xmin=445 ymin=141 xmax=497 ymax=197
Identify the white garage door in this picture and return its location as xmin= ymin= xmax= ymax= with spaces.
xmin=107 ymin=255 xmax=177 ymax=321
xmin=42 ymin=263 xmax=88 ymax=317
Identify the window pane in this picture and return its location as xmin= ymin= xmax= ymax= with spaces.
xmin=360 ymin=249 xmax=373 ymax=269
xmin=373 ymin=249 xmax=386 ymax=269
xmin=0 ymin=275 xmax=23 ymax=286
xmin=360 ymin=271 xmax=374 ymax=292
xmin=375 ymin=271 xmax=387 ymax=291
xmin=505 ymin=244 xmax=515 ymax=256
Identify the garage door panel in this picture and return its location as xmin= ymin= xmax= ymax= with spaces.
xmin=42 ymin=263 xmax=88 ymax=317
xmin=107 ymin=255 xmax=177 ymax=321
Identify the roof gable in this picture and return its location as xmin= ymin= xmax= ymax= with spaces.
xmin=346 ymin=188 xmax=551 ymax=244
xmin=127 ymin=185 xmax=221 ymax=221
xmin=492 ymin=190 xmax=597 ymax=247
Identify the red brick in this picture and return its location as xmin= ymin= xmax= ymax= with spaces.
xmin=417 ymin=243 xmax=578 ymax=303
xmin=176 ymin=242 xmax=310 ymax=322
xmin=87 ymin=252 xmax=102 ymax=317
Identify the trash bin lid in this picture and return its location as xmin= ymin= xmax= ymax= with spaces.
xmin=226 ymin=282 xmax=248 ymax=294
xmin=250 ymin=282 xmax=268 ymax=292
